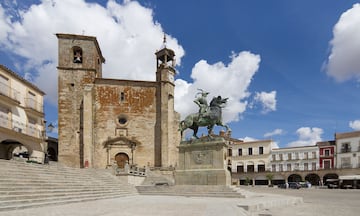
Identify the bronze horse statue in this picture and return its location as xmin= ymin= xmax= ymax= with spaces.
xmin=179 ymin=95 xmax=231 ymax=139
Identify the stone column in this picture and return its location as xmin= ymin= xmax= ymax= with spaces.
xmin=83 ymin=84 xmax=94 ymax=168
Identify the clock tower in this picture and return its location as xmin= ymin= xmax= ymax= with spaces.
xmin=155 ymin=35 xmax=178 ymax=167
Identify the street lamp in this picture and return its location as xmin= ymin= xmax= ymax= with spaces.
xmin=47 ymin=123 xmax=55 ymax=133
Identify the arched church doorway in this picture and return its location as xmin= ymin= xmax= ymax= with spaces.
xmin=115 ymin=153 xmax=129 ymax=168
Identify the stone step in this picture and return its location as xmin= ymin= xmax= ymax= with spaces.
xmin=0 ymin=187 xmax=131 ymax=196
xmin=0 ymin=193 xmax=135 ymax=212
xmin=0 ymin=159 xmax=138 ymax=211
xmin=0 ymin=189 xmax=133 ymax=202
xmin=0 ymin=183 xmax=134 ymax=190
xmin=136 ymin=185 xmax=245 ymax=198
xmin=0 ymin=177 xmax=126 ymax=185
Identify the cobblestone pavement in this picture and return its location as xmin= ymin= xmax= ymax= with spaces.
xmin=245 ymin=186 xmax=360 ymax=216
xmin=0 ymin=195 xmax=248 ymax=216
xmin=1 ymin=187 xmax=359 ymax=216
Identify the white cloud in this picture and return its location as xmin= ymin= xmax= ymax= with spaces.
xmin=175 ymin=51 xmax=260 ymax=123
xmin=0 ymin=0 xmax=185 ymax=105
xmin=349 ymin=120 xmax=360 ymax=130
xmin=271 ymin=141 xmax=279 ymax=149
xmin=326 ymin=3 xmax=360 ymax=82
xmin=0 ymin=0 xmax=263 ymax=126
xmin=264 ymin=129 xmax=283 ymax=138
xmin=240 ymin=136 xmax=258 ymax=142
xmin=287 ymin=127 xmax=323 ymax=147
xmin=239 ymin=136 xmax=279 ymax=149
xmin=253 ymin=91 xmax=277 ymax=114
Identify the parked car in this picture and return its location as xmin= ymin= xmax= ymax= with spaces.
xmin=299 ymin=181 xmax=311 ymax=188
xmin=326 ymin=179 xmax=339 ymax=189
xmin=288 ymin=182 xmax=301 ymax=189
xmin=278 ymin=183 xmax=287 ymax=189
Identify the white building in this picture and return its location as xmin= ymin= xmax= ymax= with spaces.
xmin=0 ymin=65 xmax=46 ymax=162
xmin=229 ymin=139 xmax=272 ymax=173
xmin=270 ymin=145 xmax=319 ymax=172
xmin=335 ymin=131 xmax=360 ymax=169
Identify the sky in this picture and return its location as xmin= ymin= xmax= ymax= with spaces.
xmin=1 ymin=0 xmax=360 ymax=148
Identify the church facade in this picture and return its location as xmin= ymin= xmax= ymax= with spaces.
xmin=56 ymin=33 xmax=180 ymax=169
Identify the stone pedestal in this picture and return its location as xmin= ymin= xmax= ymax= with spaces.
xmin=175 ymin=137 xmax=231 ymax=185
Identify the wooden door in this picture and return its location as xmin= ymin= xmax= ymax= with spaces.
xmin=115 ymin=153 xmax=129 ymax=168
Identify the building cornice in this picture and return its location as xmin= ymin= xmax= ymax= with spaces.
xmin=0 ymin=64 xmax=45 ymax=95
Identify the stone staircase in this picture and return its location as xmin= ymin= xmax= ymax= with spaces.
xmin=136 ymin=185 xmax=245 ymax=198
xmin=0 ymin=159 xmax=138 ymax=211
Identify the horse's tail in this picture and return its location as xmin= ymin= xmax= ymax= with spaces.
xmin=179 ymin=120 xmax=183 ymax=129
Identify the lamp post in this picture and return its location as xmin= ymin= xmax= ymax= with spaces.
xmin=43 ymin=122 xmax=56 ymax=164
xmin=47 ymin=123 xmax=55 ymax=133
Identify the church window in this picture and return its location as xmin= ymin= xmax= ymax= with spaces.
xmin=73 ymin=46 xmax=82 ymax=63
xmin=118 ymin=115 xmax=128 ymax=125
xmin=120 ymin=92 xmax=125 ymax=102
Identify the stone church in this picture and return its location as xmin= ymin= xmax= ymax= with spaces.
xmin=56 ymin=33 xmax=180 ymax=169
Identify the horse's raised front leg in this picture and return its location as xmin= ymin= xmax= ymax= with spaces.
xmin=217 ymin=122 xmax=231 ymax=134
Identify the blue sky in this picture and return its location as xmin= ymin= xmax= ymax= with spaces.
xmin=1 ymin=0 xmax=360 ymax=148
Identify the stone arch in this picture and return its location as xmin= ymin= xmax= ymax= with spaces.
xmin=246 ymin=161 xmax=255 ymax=173
xmin=72 ymin=46 xmax=83 ymax=63
xmin=103 ymin=136 xmax=141 ymax=167
xmin=47 ymin=146 xmax=57 ymax=161
xmin=115 ymin=152 xmax=129 ymax=168
xmin=305 ymin=173 xmax=321 ymax=185
xmin=288 ymin=174 xmax=302 ymax=182
xmin=0 ymin=139 xmax=30 ymax=160
xmin=257 ymin=160 xmax=266 ymax=172
xmin=323 ymin=173 xmax=339 ymax=185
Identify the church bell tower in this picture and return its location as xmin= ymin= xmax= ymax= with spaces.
xmin=56 ymin=33 xmax=105 ymax=168
xmin=155 ymin=35 xmax=177 ymax=167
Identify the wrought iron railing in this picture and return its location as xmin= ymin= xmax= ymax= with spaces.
xmin=114 ymin=163 xmax=146 ymax=176
xmin=0 ymin=113 xmax=42 ymax=138
xmin=25 ymin=97 xmax=43 ymax=113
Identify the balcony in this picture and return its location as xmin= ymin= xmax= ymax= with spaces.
xmin=24 ymin=98 xmax=44 ymax=115
xmin=341 ymin=163 xmax=352 ymax=169
xmin=0 ymin=82 xmax=20 ymax=104
xmin=341 ymin=148 xmax=351 ymax=153
xmin=320 ymin=153 xmax=333 ymax=157
xmin=0 ymin=113 xmax=42 ymax=139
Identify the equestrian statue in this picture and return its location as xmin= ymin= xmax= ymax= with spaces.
xmin=179 ymin=89 xmax=231 ymax=139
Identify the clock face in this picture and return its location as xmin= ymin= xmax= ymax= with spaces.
xmin=169 ymin=73 xmax=174 ymax=82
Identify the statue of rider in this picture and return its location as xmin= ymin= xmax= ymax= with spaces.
xmin=194 ymin=89 xmax=209 ymax=119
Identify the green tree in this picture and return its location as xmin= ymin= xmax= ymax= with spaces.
xmin=266 ymin=173 xmax=274 ymax=187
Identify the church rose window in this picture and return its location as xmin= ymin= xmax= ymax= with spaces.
xmin=118 ymin=115 xmax=128 ymax=125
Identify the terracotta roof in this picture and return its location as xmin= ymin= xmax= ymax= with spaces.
xmin=0 ymin=64 xmax=45 ymax=95
xmin=335 ymin=131 xmax=360 ymax=139
xmin=231 ymin=139 xmax=272 ymax=145
xmin=272 ymin=145 xmax=318 ymax=151
xmin=316 ymin=140 xmax=335 ymax=146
